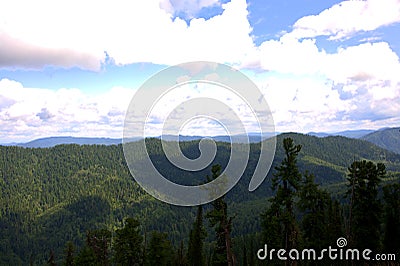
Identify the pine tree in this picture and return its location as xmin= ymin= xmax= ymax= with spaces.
xmin=325 ymin=199 xmax=344 ymax=245
xmin=86 ymin=229 xmax=112 ymax=265
xmin=248 ymin=237 xmax=255 ymax=266
xmin=382 ymin=182 xmax=400 ymax=252
xmin=206 ymin=164 xmax=235 ymax=266
xmin=298 ymin=172 xmax=331 ymax=249
xmin=74 ymin=245 xmax=97 ymax=266
xmin=64 ymin=241 xmax=74 ymax=266
xmin=241 ymin=237 xmax=247 ymax=266
xmin=146 ymin=231 xmax=174 ymax=266
xmin=187 ymin=205 xmax=206 ymax=266
xmin=175 ymin=240 xmax=187 ymax=266
xmin=260 ymin=207 xmax=282 ymax=248
xmin=47 ymin=250 xmax=56 ymax=266
xmin=346 ymin=160 xmax=385 ymax=250
xmin=113 ymin=217 xmax=143 ymax=266
xmin=262 ymin=138 xmax=302 ymax=252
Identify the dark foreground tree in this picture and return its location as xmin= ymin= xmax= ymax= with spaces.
xmin=113 ymin=218 xmax=143 ymax=266
xmin=87 ymin=229 xmax=112 ymax=265
xmin=383 ymin=182 xmax=400 ymax=252
xmin=262 ymin=138 xmax=302 ymax=252
xmin=146 ymin=231 xmax=174 ymax=266
xmin=47 ymin=250 xmax=56 ymax=266
xmin=187 ymin=205 xmax=206 ymax=266
xmin=175 ymin=240 xmax=187 ymax=266
xmin=325 ymin=199 xmax=344 ymax=246
xmin=347 ymin=160 xmax=385 ymax=250
xmin=74 ymin=229 xmax=112 ymax=266
xmin=75 ymin=245 xmax=96 ymax=266
xmin=298 ymin=172 xmax=332 ymax=249
xmin=206 ymin=164 xmax=235 ymax=266
xmin=64 ymin=241 xmax=75 ymax=266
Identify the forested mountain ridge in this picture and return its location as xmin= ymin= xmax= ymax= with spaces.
xmin=1 ymin=133 xmax=399 ymax=264
xmin=361 ymin=127 xmax=400 ymax=154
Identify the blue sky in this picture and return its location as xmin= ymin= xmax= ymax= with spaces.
xmin=0 ymin=0 xmax=400 ymax=143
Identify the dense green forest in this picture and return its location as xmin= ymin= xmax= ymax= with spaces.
xmin=361 ymin=127 xmax=400 ymax=154
xmin=0 ymin=133 xmax=399 ymax=265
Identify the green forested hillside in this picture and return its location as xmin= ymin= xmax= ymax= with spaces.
xmin=0 ymin=133 xmax=399 ymax=264
xmin=361 ymin=127 xmax=400 ymax=154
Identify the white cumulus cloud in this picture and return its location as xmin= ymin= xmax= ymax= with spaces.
xmin=0 ymin=79 xmax=135 ymax=142
xmin=0 ymin=0 xmax=254 ymax=70
xmin=290 ymin=0 xmax=400 ymax=40
xmin=1 ymin=0 xmax=400 ymax=140
xmin=160 ymin=0 xmax=221 ymax=18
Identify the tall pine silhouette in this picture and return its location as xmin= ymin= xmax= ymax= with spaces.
xmin=382 ymin=183 xmax=400 ymax=253
xmin=206 ymin=164 xmax=235 ymax=266
xmin=347 ymin=160 xmax=385 ymax=250
xmin=187 ymin=205 xmax=206 ymax=266
xmin=262 ymin=137 xmax=302 ymax=252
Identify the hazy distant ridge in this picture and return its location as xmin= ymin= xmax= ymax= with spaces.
xmin=307 ymin=129 xmax=375 ymax=139
xmin=4 ymin=133 xmax=275 ymax=148
xmin=17 ymin=136 xmax=122 ymax=148
xmin=3 ymin=127 xmax=399 ymax=149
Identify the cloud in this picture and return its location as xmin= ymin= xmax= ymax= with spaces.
xmin=1 ymin=0 xmax=399 ymax=75
xmin=0 ymin=95 xmax=15 ymax=111
xmin=323 ymin=42 xmax=400 ymax=83
xmin=253 ymin=34 xmax=326 ymax=75
xmin=246 ymin=0 xmax=400 ymax=129
xmin=160 ymin=0 xmax=221 ymax=19
xmin=36 ymin=108 xmax=54 ymax=121
xmin=0 ymin=79 xmax=135 ymax=142
xmin=246 ymin=29 xmax=400 ymax=84
xmin=256 ymin=75 xmax=349 ymax=133
xmin=0 ymin=32 xmax=102 ymax=70
xmin=250 ymin=66 xmax=400 ymax=134
xmin=0 ymin=78 xmax=273 ymax=142
xmin=290 ymin=0 xmax=400 ymax=40
xmin=0 ymin=0 xmax=254 ymax=70
xmin=1 ymin=72 xmax=399 ymax=142
xmin=1 ymin=0 xmax=400 ymax=140
xmin=142 ymin=82 xmax=262 ymax=136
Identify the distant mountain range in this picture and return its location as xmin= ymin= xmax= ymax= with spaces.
xmin=307 ymin=129 xmax=375 ymax=139
xmin=2 ymin=133 xmax=275 ymax=148
xmin=10 ymin=136 xmax=123 ymax=148
xmin=2 ymin=127 xmax=399 ymax=154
